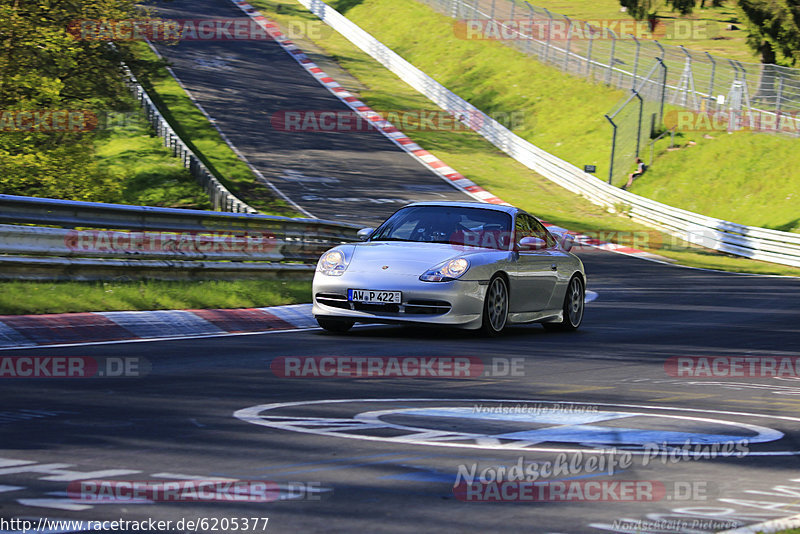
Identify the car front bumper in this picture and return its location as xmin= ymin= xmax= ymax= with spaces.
xmin=312 ymin=270 xmax=487 ymax=329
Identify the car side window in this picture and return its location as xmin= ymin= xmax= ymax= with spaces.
xmin=516 ymin=214 xmax=555 ymax=249
xmin=514 ymin=214 xmax=532 ymax=243
xmin=527 ymin=216 xmax=557 ymax=248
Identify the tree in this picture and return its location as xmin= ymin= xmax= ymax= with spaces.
xmin=619 ymin=0 xmax=726 ymax=20
xmin=738 ymin=0 xmax=800 ymax=65
xmin=0 ymin=0 xmax=140 ymax=200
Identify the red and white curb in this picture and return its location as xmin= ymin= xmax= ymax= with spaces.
xmin=228 ymin=0 xmax=661 ymax=264
xmin=0 ymin=304 xmax=315 ymax=350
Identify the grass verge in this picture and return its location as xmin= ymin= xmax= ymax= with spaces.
xmin=0 ymin=280 xmax=312 ymax=315
xmin=246 ymin=0 xmax=800 ymax=276
xmin=93 ymin=110 xmax=212 ymax=210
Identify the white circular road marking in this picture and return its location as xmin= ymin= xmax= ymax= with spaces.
xmin=234 ymin=398 xmax=797 ymax=455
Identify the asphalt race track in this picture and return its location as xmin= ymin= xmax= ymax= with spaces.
xmin=2 ymin=250 xmax=800 ymax=533
xmin=2 ymin=1 xmax=800 ymax=533
xmin=148 ymin=0 xmax=474 ymax=225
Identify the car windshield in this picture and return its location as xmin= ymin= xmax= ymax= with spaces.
xmin=370 ymin=205 xmax=513 ymax=250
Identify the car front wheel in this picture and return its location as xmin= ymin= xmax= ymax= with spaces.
xmin=316 ymin=317 xmax=355 ymax=333
xmin=481 ymin=275 xmax=509 ymax=337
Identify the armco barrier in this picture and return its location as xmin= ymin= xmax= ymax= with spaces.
xmin=295 ymin=0 xmax=800 ymax=268
xmin=0 ymin=194 xmax=360 ymax=281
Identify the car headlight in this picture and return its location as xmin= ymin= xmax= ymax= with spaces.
xmin=318 ymin=250 xmax=349 ymax=276
xmin=419 ymin=258 xmax=470 ymax=282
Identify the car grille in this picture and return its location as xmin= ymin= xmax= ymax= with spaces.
xmin=404 ymin=299 xmax=452 ymax=315
xmin=315 ymin=294 xmax=452 ymax=316
xmin=315 ymin=293 xmax=350 ymax=310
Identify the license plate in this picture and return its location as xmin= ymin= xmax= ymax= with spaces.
xmin=348 ymin=289 xmax=402 ymax=304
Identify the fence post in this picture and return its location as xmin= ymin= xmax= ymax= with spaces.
xmin=606 ymin=29 xmax=617 ymax=85
xmin=630 ymin=34 xmax=640 ymax=89
xmin=736 ymin=61 xmax=755 ymax=129
xmin=654 ymin=40 xmax=664 ymax=60
xmin=657 ymin=57 xmax=667 ymax=122
xmin=605 ymin=114 xmax=617 ymax=184
xmin=704 ymin=51 xmax=716 ymax=110
xmin=524 ymin=1 xmax=534 ymax=55
xmin=634 ymin=91 xmax=644 ymax=158
xmin=775 ymin=69 xmax=784 ymax=117
xmin=543 ymin=8 xmax=553 ymax=62
xmin=472 ymin=0 xmax=478 ymax=18
xmin=563 ymin=15 xmax=572 ymax=70
xmin=586 ymin=23 xmax=595 ymax=76
xmin=727 ymin=59 xmax=742 ymax=132
xmin=490 ymin=0 xmax=496 ymax=20
xmin=509 ymin=0 xmax=516 ymax=22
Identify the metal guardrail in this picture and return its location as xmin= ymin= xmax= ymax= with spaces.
xmin=295 ymin=0 xmax=800 ymax=268
xmin=0 ymin=194 xmax=360 ymax=281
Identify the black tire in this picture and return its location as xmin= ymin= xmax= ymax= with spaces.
xmin=543 ymin=275 xmax=584 ymax=332
xmin=316 ymin=317 xmax=355 ymax=333
xmin=481 ymin=275 xmax=509 ymax=337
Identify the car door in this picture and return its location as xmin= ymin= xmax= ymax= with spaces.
xmin=509 ymin=213 xmax=560 ymax=312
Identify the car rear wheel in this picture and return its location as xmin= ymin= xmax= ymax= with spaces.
xmin=316 ymin=317 xmax=355 ymax=333
xmin=481 ymin=275 xmax=509 ymax=337
xmin=543 ymin=275 xmax=584 ymax=332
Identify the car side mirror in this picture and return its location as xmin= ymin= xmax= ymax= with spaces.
xmin=550 ymin=231 xmax=575 ymax=252
xmin=357 ymin=227 xmax=375 ymax=241
xmin=518 ymin=236 xmax=546 ymax=251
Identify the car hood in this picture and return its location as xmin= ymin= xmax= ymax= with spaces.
xmin=348 ymin=241 xmax=497 ymax=275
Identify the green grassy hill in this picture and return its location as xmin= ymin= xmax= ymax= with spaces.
xmin=296 ymin=0 xmax=799 ymax=233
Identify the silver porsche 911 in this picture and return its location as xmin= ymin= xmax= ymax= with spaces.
xmin=312 ymin=202 xmax=585 ymax=336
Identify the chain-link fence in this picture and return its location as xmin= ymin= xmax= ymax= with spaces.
xmin=605 ymin=60 xmax=666 ymax=186
xmin=420 ymin=0 xmax=800 ymax=182
xmin=424 ymin=0 xmax=800 ymax=121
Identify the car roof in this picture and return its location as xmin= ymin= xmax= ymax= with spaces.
xmin=404 ymin=201 xmax=519 ymax=215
